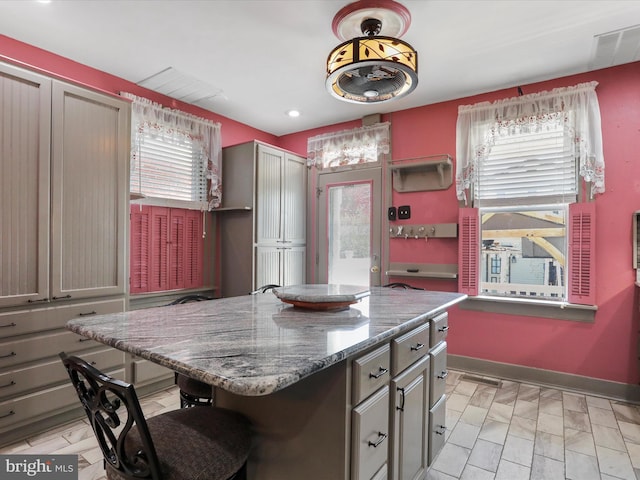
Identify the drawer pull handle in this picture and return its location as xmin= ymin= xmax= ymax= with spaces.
xmin=52 ymin=295 xmax=72 ymax=300
xmin=410 ymin=343 xmax=425 ymax=351
xmin=369 ymin=367 xmax=388 ymax=379
xmin=437 ymin=371 xmax=448 ymax=380
xmin=78 ymin=337 xmax=92 ymax=342
xmin=368 ymin=432 xmax=388 ymax=448
xmin=0 ymin=380 xmax=16 ymax=388
xmin=397 ymin=387 xmax=405 ymax=412
xmin=78 ymin=311 xmax=97 ymax=317
xmin=27 ymin=298 xmax=48 ymax=303
xmin=0 ymin=410 xmax=15 ymax=419
xmin=0 ymin=352 xmax=16 ymax=359
xmin=438 ymin=325 xmax=449 ymax=332
xmin=435 ymin=425 xmax=446 ymax=435
xmin=0 ymin=323 xmax=16 ymax=328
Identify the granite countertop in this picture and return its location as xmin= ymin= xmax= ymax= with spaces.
xmin=66 ymin=286 xmax=466 ymax=396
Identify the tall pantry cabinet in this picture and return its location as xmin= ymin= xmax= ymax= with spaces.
xmin=219 ymin=141 xmax=306 ymax=297
xmin=0 ymin=62 xmax=129 ymax=445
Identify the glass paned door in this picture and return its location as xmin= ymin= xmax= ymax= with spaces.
xmin=317 ymin=168 xmax=381 ymax=286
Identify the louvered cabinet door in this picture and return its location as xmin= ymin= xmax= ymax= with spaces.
xmin=255 ymin=144 xmax=284 ymax=245
xmin=168 ymin=208 xmax=203 ymax=290
xmin=130 ymin=205 xmax=152 ymax=294
xmin=50 ymin=82 xmax=129 ymax=300
xmin=0 ymin=64 xmax=51 ymax=308
xmin=283 ymin=153 xmax=307 ymax=245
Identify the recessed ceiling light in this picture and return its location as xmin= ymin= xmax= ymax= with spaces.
xmin=287 ymin=110 xmax=301 ymax=118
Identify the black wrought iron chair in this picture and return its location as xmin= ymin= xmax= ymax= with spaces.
xmin=383 ymin=282 xmax=425 ymax=290
xmin=167 ymin=294 xmax=215 ymax=408
xmin=60 ymin=352 xmax=251 ymax=480
xmin=250 ymin=284 xmax=280 ymax=294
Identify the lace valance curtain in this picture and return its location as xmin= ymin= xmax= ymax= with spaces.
xmin=121 ymin=92 xmax=222 ymax=209
xmin=455 ymin=81 xmax=604 ymax=205
xmin=307 ymin=122 xmax=390 ymax=169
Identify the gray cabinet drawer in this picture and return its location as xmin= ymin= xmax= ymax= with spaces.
xmin=429 ymin=312 xmax=449 ymax=349
xmin=0 ymin=348 xmax=123 ymax=401
xmin=391 ymin=323 xmax=429 ymax=376
xmin=0 ymin=368 xmax=125 ymax=430
xmin=352 ymin=386 xmax=389 ymax=480
xmin=353 ymin=344 xmax=390 ymax=405
xmin=0 ymin=298 xmax=124 ymax=339
xmin=429 ymin=341 xmax=447 ymax=407
xmin=0 ymin=330 xmax=99 ymax=369
xmin=428 ymin=394 xmax=447 ymax=465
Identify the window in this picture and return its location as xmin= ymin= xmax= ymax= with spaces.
xmin=131 ymin=131 xmax=207 ymax=204
xmin=307 ymin=122 xmax=390 ymax=170
xmin=456 ymin=82 xmax=604 ymax=307
xmin=122 ymin=92 xmax=222 ymax=210
xmin=123 ymin=93 xmax=221 ymax=294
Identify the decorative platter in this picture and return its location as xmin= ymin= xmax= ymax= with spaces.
xmin=273 ymin=284 xmax=370 ymax=311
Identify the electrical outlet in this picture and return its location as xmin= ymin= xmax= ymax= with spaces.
xmin=398 ymin=205 xmax=411 ymax=220
xmin=388 ymin=206 xmax=397 ymax=221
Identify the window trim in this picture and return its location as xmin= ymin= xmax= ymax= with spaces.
xmin=458 ymin=203 xmax=597 ymax=314
xmin=458 ymin=295 xmax=597 ymax=323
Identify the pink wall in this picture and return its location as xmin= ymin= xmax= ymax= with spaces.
xmin=4 ymin=33 xmax=639 ymax=386
xmin=0 ymin=35 xmax=277 ymax=148
xmin=282 ymin=62 xmax=640 ymax=386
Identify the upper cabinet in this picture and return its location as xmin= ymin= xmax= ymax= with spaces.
xmin=0 ymin=63 xmax=130 ymax=308
xmin=218 ymin=141 xmax=307 ymax=297
xmin=0 ymin=64 xmax=51 ymax=308
xmin=255 ymin=143 xmax=306 ymax=246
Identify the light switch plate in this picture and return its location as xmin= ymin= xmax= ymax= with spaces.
xmin=388 ymin=206 xmax=397 ymax=221
xmin=398 ymin=205 xmax=411 ymax=220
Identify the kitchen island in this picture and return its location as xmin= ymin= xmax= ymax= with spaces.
xmin=66 ymin=286 xmax=466 ymax=480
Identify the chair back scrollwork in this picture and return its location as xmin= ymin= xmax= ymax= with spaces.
xmin=60 ymin=352 xmax=162 ymax=479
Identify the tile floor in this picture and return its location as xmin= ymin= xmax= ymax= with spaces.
xmin=2 ymin=370 xmax=640 ymax=480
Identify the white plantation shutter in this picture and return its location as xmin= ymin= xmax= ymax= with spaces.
xmin=131 ymin=130 xmax=207 ymax=205
xmin=477 ymin=125 xmax=577 ymax=206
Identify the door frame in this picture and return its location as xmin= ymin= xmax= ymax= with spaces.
xmin=312 ymin=166 xmax=384 ymax=286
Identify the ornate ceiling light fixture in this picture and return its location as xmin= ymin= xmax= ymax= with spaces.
xmin=326 ymin=0 xmax=418 ymax=104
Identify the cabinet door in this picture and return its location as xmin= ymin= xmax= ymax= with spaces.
xmin=0 ymin=64 xmax=51 ymax=308
xmin=282 ymin=246 xmax=306 ymax=286
xmin=390 ymin=355 xmax=430 ymax=480
xmin=50 ymin=81 xmax=129 ymax=300
xmin=352 ymin=386 xmax=390 ymax=480
xmin=168 ymin=208 xmax=203 ymax=290
xmin=256 ymin=144 xmax=284 ymax=244
xmin=283 ymin=153 xmax=307 ymax=244
xmin=255 ymin=245 xmax=306 ymax=289
xmin=255 ymin=246 xmax=283 ymax=289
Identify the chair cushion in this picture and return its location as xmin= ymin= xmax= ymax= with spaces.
xmin=107 ymin=407 xmax=251 ymax=480
xmin=177 ymin=374 xmax=213 ymax=399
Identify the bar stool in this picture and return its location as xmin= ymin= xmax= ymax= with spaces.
xmin=60 ymin=352 xmax=251 ymax=480
xmin=167 ymin=294 xmax=215 ymax=408
xmin=250 ymin=284 xmax=280 ymax=294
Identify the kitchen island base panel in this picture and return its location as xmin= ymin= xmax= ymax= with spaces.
xmin=215 ymin=359 xmax=351 ymax=480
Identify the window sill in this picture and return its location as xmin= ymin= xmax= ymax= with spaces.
xmin=458 ymin=295 xmax=597 ymax=322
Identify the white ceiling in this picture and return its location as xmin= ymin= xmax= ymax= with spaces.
xmin=1 ymin=0 xmax=639 ymax=136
